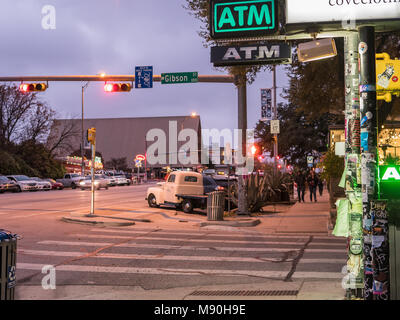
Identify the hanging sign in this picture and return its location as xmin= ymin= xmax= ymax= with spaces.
xmin=210 ymin=0 xmax=279 ymax=39
xmin=211 ymin=43 xmax=291 ymax=67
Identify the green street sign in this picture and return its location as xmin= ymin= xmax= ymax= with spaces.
xmin=210 ymin=0 xmax=278 ymax=40
xmin=161 ymin=72 xmax=198 ymax=84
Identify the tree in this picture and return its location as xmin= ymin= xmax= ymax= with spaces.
xmin=0 ymin=84 xmax=53 ymax=146
xmin=286 ymin=33 xmax=400 ymax=122
xmin=46 ymin=119 xmax=80 ymax=156
xmin=255 ymin=103 xmax=342 ymax=168
xmin=105 ymin=157 xmax=128 ymax=171
xmin=0 ymin=84 xmax=67 ymax=178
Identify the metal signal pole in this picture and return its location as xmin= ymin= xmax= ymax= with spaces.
xmin=273 ymin=66 xmax=278 ymax=176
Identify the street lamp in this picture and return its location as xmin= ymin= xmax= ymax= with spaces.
xmin=81 ymin=81 xmax=89 ymax=176
xmin=180 ymin=112 xmax=197 ymax=169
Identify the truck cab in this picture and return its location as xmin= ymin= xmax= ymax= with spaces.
xmin=146 ymin=171 xmax=220 ymax=213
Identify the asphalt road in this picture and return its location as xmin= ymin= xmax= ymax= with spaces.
xmin=0 ymin=185 xmax=347 ymax=299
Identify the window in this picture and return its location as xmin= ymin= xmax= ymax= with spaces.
xmin=184 ymin=176 xmax=198 ymax=183
xmin=168 ymin=174 xmax=176 ymax=183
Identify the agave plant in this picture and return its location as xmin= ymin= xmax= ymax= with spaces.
xmin=228 ymin=170 xmax=292 ymax=213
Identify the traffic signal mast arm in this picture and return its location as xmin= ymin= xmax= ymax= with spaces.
xmin=0 ymin=74 xmax=235 ymax=84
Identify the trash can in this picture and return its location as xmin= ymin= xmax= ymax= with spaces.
xmin=0 ymin=230 xmax=18 ymax=300
xmin=207 ymin=191 xmax=225 ymax=221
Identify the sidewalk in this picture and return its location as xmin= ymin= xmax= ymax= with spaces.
xmin=60 ymin=191 xmax=331 ymax=234
xmin=255 ymin=191 xmax=331 ymax=234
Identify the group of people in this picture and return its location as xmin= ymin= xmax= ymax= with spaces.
xmin=294 ymin=170 xmax=324 ymax=203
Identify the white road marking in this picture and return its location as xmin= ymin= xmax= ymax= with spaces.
xmin=18 ymin=249 xmax=346 ymax=264
xmin=37 ymin=240 xmax=345 ymax=253
xmin=16 ymin=262 xmax=343 ymax=279
xmin=72 ymin=233 xmax=345 ymax=248
xmin=88 ymin=229 xmax=345 ymax=246
xmin=93 ymin=228 xmax=346 ymax=241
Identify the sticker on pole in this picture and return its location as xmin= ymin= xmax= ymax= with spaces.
xmin=359 ymin=42 xmax=368 ymax=55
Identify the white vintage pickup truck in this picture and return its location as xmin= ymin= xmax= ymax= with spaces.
xmin=146 ymin=171 xmax=222 ymax=213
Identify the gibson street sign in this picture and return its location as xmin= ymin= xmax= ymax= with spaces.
xmin=211 ymin=43 xmax=291 ymax=66
xmin=161 ymin=72 xmax=198 ymax=84
xmin=210 ymin=0 xmax=278 ymax=40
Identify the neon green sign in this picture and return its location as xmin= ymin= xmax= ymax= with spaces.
xmin=210 ymin=0 xmax=277 ymax=39
xmin=382 ymin=167 xmax=400 ymax=181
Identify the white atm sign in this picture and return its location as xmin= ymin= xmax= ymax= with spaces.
xmin=210 ymin=0 xmax=278 ymax=39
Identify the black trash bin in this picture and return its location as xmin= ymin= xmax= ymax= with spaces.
xmin=0 ymin=230 xmax=18 ymax=300
xmin=207 ymin=191 xmax=225 ymax=221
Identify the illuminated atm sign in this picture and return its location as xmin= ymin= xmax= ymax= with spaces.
xmin=210 ymin=0 xmax=278 ymax=40
xmin=379 ymin=165 xmax=400 ymax=199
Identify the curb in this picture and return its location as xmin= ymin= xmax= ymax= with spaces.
xmin=61 ymin=216 xmax=135 ymax=227
xmin=199 ymin=219 xmax=261 ymax=227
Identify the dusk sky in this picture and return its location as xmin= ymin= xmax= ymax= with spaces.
xmin=0 ymin=0 xmax=289 ymax=142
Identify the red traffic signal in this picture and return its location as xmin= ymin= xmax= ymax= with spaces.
xmin=19 ymin=83 xmax=47 ymax=92
xmin=250 ymin=145 xmax=258 ymax=156
xmin=104 ymin=83 xmax=132 ymax=92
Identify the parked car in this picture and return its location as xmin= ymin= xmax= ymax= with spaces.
xmin=101 ymin=174 xmax=117 ymax=187
xmin=45 ymin=179 xmax=64 ymax=190
xmin=56 ymin=173 xmax=83 ymax=189
xmin=79 ymin=175 xmax=109 ymax=190
xmin=115 ymin=175 xmax=131 ymax=186
xmin=0 ymin=176 xmax=19 ymax=193
xmin=6 ymin=175 xmax=39 ymax=192
xmin=30 ymin=177 xmax=52 ymax=191
xmin=146 ymin=171 xmax=223 ymax=213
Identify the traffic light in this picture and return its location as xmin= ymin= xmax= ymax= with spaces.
xmin=250 ymin=145 xmax=257 ymax=156
xmin=87 ymin=128 xmax=96 ymax=145
xmin=104 ymin=83 xmax=132 ymax=92
xmin=19 ymin=83 xmax=47 ymax=93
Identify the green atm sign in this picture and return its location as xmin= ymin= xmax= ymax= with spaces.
xmin=379 ymin=165 xmax=400 ymax=199
xmin=210 ymin=0 xmax=278 ymax=40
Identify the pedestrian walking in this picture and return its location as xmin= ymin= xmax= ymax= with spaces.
xmin=294 ymin=170 xmax=306 ymax=202
xmin=318 ymin=175 xmax=324 ymax=196
xmin=307 ymin=171 xmax=319 ymax=202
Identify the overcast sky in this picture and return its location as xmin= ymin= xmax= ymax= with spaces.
xmin=0 ymin=0 xmax=288 ymax=138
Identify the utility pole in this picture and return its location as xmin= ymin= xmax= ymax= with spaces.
xmin=343 ymin=32 xmax=363 ymax=299
xmin=236 ymin=71 xmax=248 ymax=215
xmin=273 ymin=66 xmax=278 ymax=176
xmin=359 ymin=26 xmax=389 ymax=300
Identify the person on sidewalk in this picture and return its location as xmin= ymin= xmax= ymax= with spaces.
xmin=307 ymin=171 xmax=319 ymax=202
xmin=317 ymin=174 xmax=324 ymax=196
xmin=294 ymin=170 xmax=306 ymax=202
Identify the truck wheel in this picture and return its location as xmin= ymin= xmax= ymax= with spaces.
xmin=71 ymin=183 xmax=76 ymax=189
xmin=148 ymin=194 xmax=159 ymax=208
xmin=182 ymin=200 xmax=193 ymax=213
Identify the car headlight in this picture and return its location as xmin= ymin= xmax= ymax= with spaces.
xmin=94 ymin=181 xmax=99 ymax=185
xmin=79 ymin=181 xmax=85 ymax=186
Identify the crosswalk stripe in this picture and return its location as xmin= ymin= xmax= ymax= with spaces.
xmin=18 ymin=249 xmax=346 ymax=264
xmin=16 ymin=262 xmax=343 ymax=279
xmin=92 ymin=228 xmax=345 ymax=241
xmin=36 ymin=240 xmax=345 ymax=253
xmin=88 ymin=229 xmax=346 ymax=245
xmin=72 ymin=233 xmax=345 ymax=248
